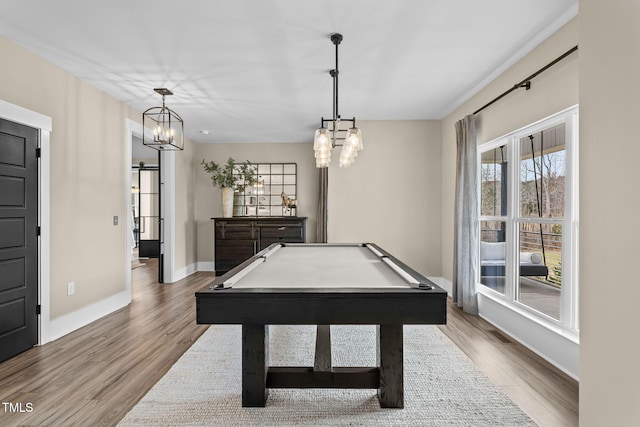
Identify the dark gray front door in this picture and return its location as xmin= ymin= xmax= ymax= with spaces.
xmin=0 ymin=118 xmax=38 ymax=362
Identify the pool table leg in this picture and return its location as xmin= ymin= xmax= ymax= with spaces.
xmin=242 ymin=324 xmax=269 ymax=407
xmin=377 ymin=324 xmax=404 ymax=408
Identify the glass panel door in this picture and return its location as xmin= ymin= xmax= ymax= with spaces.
xmin=138 ymin=167 xmax=160 ymax=257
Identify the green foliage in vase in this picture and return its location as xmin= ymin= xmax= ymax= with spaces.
xmin=201 ymin=157 xmax=256 ymax=190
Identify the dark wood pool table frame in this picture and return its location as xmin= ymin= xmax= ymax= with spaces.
xmin=195 ymin=243 xmax=447 ymax=408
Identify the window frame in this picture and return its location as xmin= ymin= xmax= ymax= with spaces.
xmin=477 ymin=105 xmax=579 ymax=333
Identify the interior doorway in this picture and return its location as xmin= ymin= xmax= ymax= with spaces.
xmin=133 ymin=163 xmax=160 ymax=259
xmin=128 ymin=122 xmax=175 ymax=284
xmin=0 ymin=117 xmax=38 ymax=362
xmin=0 ymin=99 xmax=51 ymax=347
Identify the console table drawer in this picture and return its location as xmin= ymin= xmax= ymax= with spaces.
xmin=259 ymin=224 xmax=303 ymax=240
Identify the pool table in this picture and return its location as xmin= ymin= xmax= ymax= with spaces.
xmin=195 ymin=243 xmax=447 ymax=408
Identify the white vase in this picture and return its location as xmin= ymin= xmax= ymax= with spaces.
xmin=221 ymin=187 xmax=234 ymax=218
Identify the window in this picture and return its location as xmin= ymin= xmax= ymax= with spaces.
xmin=480 ymin=147 xmax=508 ymax=294
xmin=478 ymin=106 xmax=578 ymax=332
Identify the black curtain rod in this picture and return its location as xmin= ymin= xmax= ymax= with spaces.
xmin=473 ymin=45 xmax=578 ymax=115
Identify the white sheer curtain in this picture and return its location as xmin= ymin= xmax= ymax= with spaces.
xmin=453 ymin=115 xmax=479 ymax=314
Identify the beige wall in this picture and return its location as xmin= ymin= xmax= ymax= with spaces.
xmin=194 ymin=142 xmax=318 ymax=264
xmin=194 ymin=120 xmax=443 ymax=278
xmin=0 ymin=35 xmax=141 ymax=319
xmin=579 ymin=1 xmax=640 ymax=424
xmin=328 ymin=120 xmax=442 ymax=276
xmin=440 ymin=18 xmax=579 ymax=282
xmin=0 ymin=34 xmax=198 ymax=319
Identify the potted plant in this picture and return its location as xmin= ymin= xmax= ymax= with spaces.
xmin=201 ymin=157 xmax=256 ymax=217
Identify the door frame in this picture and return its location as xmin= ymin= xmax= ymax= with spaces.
xmin=125 ymin=119 xmax=176 ymax=285
xmin=0 ymin=99 xmax=51 ymax=345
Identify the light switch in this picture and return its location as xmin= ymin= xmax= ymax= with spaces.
xmin=113 ymin=216 xmax=119 ymax=226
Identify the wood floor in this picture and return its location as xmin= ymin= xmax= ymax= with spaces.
xmin=440 ymin=304 xmax=578 ymax=426
xmin=0 ymin=260 xmax=578 ymax=426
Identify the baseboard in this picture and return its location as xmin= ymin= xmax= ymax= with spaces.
xmin=170 ymin=262 xmax=199 ymax=282
xmin=42 ymin=289 xmax=131 ymax=344
xmin=197 ymin=261 xmax=215 ymax=272
xmin=478 ymin=292 xmax=579 ymax=380
xmin=427 ymin=277 xmax=579 ymax=380
xmin=41 ymin=261 xmax=211 ymax=345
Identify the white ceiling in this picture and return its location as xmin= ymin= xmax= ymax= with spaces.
xmin=0 ymin=0 xmax=577 ymax=144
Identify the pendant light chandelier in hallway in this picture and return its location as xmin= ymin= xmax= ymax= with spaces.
xmin=313 ymin=33 xmax=363 ymax=168
xmin=143 ymin=88 xmax=185 ymax=151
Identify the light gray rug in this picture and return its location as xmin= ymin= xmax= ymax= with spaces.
xmin=118 ymin=325 xmax=535 ymax=426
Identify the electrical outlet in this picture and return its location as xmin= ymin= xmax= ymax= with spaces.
xmin=113 ymin=215 xmax=119 ymax=226
xmin=67 ymin=282 xmax=75 ymax=296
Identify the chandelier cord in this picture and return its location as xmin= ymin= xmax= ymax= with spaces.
xmin=333 ymin=38 xmax=339 ymax=122
xmin=330 ymin=33 xmax=342 ymax=143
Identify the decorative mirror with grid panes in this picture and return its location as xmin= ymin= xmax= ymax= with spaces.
xmin=232 ymin=163 xmax=297 ymax=216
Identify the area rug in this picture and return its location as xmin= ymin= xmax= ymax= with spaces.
xmin=118 ymin=325 xmax=535 ymax=426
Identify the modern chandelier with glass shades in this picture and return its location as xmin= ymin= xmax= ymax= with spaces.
xmin=313 ymin=33 xmax=363 ymax=168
